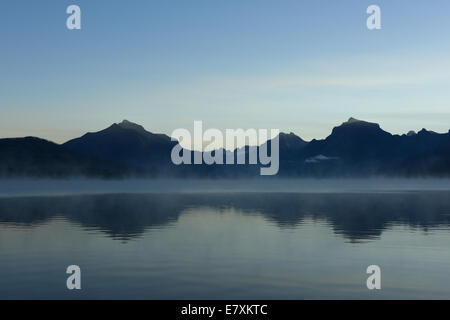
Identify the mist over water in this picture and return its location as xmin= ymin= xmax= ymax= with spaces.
xmin=0 ymin=179 xmax=450 ymax=299
xmin=0 ymin=178 xmax=449 ymax=197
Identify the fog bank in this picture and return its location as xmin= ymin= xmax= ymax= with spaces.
xmin=0 ymin=178 xmax=449 ymax=197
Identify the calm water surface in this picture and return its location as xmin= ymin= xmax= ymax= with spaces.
xmin=1 ymin=191 xmax=450 ymax=299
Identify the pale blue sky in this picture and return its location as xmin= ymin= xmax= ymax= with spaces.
xmin=1 ymin=0 xmax=449 ymax=143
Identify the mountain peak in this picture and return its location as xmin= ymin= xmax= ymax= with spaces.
xmin=117 ymin=120 xmax=147 ymax=133
xmin=279 ymin=132 xmax=306 ymax=143
xmin=277 ymin=132 xmax=307 ymax=151
xmin=346 ymin=117 xmax=361 ymax=124
xmin=342 ymin=117 xmax=378 ymax=126
xmin=418 ymin=128 xmax=438 ymax=135
xmin=337 ymin=117 xmax=382 ymax=130
xmin=329 ymin=117 xmax=388 ymax=140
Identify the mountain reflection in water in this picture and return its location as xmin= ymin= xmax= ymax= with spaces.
xmin=1 ymin=192 xmax=449 ymax=242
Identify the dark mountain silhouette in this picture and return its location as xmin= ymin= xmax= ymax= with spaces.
xmin=305 ymin=118 xmax=393 ymax=159
xmin=0 ymin=137 xmax=125 ymax=178
xmin=289 ymin=118 xmax=450 ymax=176
xmin=0 ymin=118 xmax=449 ymax=178
xmin=64 ymin=120 xmax=176 ymax=165
xmin=278 ymin=132 xmax=308 ymax=160
xmin=63 ymin=120 xmax=177 ymax=175
xmin=290 ymin=118 xmax=397 ymax=176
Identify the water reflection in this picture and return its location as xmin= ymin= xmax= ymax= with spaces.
xmin=1 ymin=192 xmax=449 ymax=241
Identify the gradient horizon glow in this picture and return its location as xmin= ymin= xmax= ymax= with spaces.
xmin=1 ymin=0 xmax=449 ymax=143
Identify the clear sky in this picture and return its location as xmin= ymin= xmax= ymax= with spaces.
xmin=1 ymin=0 xmax=450 ymax=143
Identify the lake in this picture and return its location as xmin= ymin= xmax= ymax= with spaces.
xmin=1 ymin=180 xmax=450 ymax=299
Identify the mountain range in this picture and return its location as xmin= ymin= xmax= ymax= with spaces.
xmin=1 ymin=118 xmax=449 ymax=178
